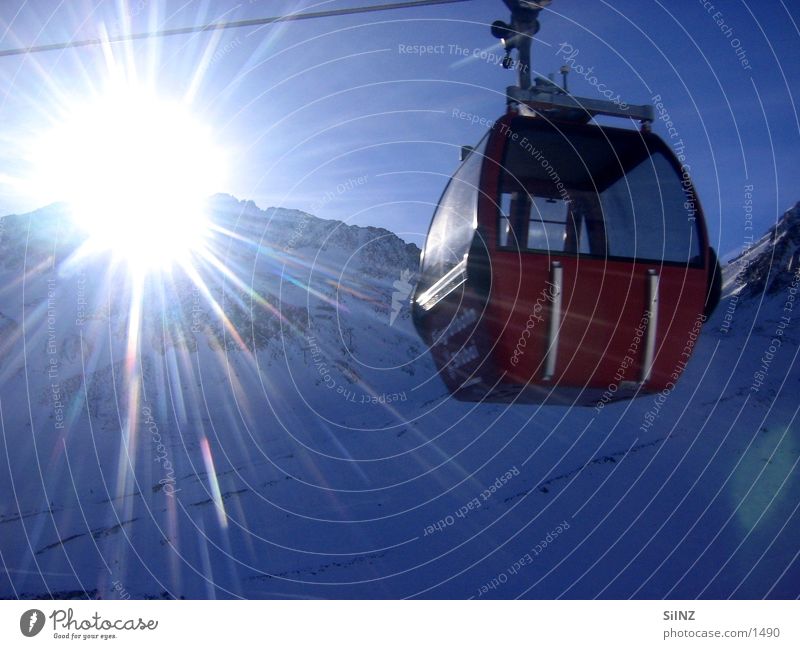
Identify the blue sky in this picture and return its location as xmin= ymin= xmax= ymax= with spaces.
xmin=1 ymin=0 xmax=798 ymax=258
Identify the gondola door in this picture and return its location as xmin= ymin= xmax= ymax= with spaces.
xmin=484 ymin=117 xmax=708 ymax=401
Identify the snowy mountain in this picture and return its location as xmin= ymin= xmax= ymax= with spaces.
xmin=731 ymin=202 xmax=800 ymax=297
xmin=0 ymin=196 xmax=798 ymax=599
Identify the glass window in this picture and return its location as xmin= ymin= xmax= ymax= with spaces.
xmin=600 ymin=153 xmax=701 ymax=263
xmin=417 ymin=133 xmax=488 ymax=295
xmin=497 ymin=186 xmax=606 ymax=255
xmin=497 ymin=123 xmax=702 ymax=264
xmin=528 ymin=197 xmax=568 ymax=251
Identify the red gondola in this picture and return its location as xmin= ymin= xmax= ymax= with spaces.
xmin=412 ymin=2 xmax=721 ymax=405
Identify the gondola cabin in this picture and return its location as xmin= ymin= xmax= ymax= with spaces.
xmin=412 ymin=112 xmax=721 ymax=405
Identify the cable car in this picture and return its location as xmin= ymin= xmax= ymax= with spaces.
xmin=411 ymin=2 xmax=721 ymax=405
xmin=412 ymin=111 xmax=721 ymax=405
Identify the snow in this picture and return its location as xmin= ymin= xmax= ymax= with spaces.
xmin=0 ymin=197 xmax=798 ymax=599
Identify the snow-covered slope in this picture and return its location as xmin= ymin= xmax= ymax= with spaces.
xmin=0 ymin=197 xmax=798 ymax=599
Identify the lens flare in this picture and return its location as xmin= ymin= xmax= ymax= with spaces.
xmin=32 ymin=84 xmax=227 ymax=273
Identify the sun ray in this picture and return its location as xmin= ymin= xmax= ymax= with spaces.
xmin=200 ymin=436 xmax=228 ymax=530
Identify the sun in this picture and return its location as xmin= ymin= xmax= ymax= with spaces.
xmin=33 ymin=84 xmax=226 ymax=273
